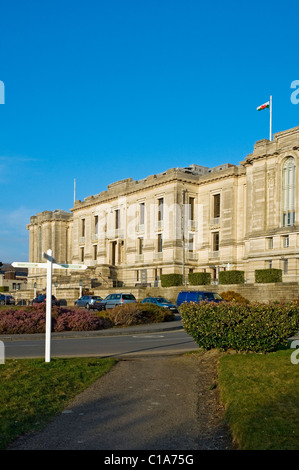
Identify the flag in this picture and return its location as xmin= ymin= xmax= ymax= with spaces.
xmin=257 ymin=101 xmax=270 ymax=111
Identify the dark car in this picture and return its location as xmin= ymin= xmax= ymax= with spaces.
xmin=74 ymin=295 xmax=103 ymax=310
xmin=32 ymin=294 xmax=60 ymax=306
xmin=0 ymin=294 xmax=15 ymax=305
xmin=100 ymin=293 xmax=136 ymax=310
xmin=177 ymin=291 xmax=223 ymax=306
xmin=142 ymin=296 xmax=178 ymax=312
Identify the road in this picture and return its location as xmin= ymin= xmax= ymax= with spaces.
xmin=2 ymin=326 xmax=198 ymax=359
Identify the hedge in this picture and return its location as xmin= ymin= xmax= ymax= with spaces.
xmin=219 ymin=270 xmax=244 ymax=284
xmin=188 ymin=272 xmax=211 ymax=285
xmin=0 ymin=287 xmax=9 ymax=292
xmin=255 ymin=268 xmax=282 ymax=283
xmin=180 ymin=301 xmax=299 ymax=352
xmin=161 ymin=273 xmax=183 ymax=287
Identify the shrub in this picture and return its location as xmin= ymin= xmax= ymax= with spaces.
xmin=0 ymin=304 xmax=107 ymax=334
xmin=161 ymin=273 xmax=183 ymax=287
xmin=180 ymin=301 xmax=299 ymax=353
xmin=219 ymin=270 xmax=245 ymax=284
xmin=104 ymin=302 xmax=175 ymax=327
xmin=255 ymin=268 xmax=282 ymax=283
xmin=188 ymin=272 xmax=211 ymax=285
xmin=0 ymin=287 xmax=9 ymax=292
xmin=219 ymin=291 xmax=249 ymax=304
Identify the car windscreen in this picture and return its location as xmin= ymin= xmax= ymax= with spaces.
xmin=156 ymin=298 xmax=169 ymax=303
xmin=122 ymin=294 xmax=135 ymax=300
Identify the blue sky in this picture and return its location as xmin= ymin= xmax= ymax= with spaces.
xmin=0 ymin=0 xmax=298 ymax=262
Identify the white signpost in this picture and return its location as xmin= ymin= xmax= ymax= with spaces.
xmin=12 ymin=249 xmax=87 ymax=363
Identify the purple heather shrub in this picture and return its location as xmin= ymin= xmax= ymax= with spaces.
xmin=0 ymin=305 xmax=105 ymax=334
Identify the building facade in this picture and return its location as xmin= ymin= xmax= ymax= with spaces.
xmin=27 ymin=125 xmax=299 ymax=290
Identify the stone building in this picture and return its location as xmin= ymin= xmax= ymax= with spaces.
xmin=27 ymin=125 xmax=299 ymax=290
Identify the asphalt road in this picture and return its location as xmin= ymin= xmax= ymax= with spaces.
xmin=1 ymin=317 xmax=199 ymax=359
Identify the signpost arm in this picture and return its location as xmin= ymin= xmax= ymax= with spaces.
xmin=45 ymin=249 xmax=53 ymax=363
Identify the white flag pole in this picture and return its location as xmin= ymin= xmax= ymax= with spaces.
xmin=269 ymin=95 xmax=272 ymax=141
xmin=45 ymin=249 xmax=53 ymax=363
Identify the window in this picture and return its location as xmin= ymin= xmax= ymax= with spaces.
xmin=94 ymin=215 xmax=98 ymax=235
xmin=93 ymin=245 xmax=97 ymax=260
xmin=283 ymin=235 xmax=290 ymax=248
xmin=282 ymin=157 xmax=296 ymax=226
xmin=115 ymin=209 xmax=120 ymax=229
xmin=81 ymin=219 xmax=85 ymax=237
xmin=158 ymin=233 xmax=163 ymax=252
xmin=189 ymin=233 xmax=194 ymax=252
xmin=283 ymin=259 xmax=288 ymax=274
xmin=212 ymin=232 xmax=219 ymax=251
xmin=267 ymin=237 xmax=273 ymax=249
xmin=139 ymin=202 xmax=145 ymax=225
xmin=158 ymin=198 xmax=164 ymax=221
xmin=80 ymin=247 xmax=84 ymax=262
xmin=213 ymin=194 xmax=221 ymax=218
xmin=268 ymin=260 xmax=272 ymax=269
xmin=189 ymin=197 xmax=195 ymax=221
xmin=138 ymin=237 xmax=144 ymax=255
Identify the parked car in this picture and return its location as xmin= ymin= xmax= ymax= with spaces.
xmin=142 ymin=296 xmax=178 ymax=312
xmin=100 ymin=293 xmax=136 ymax=310
xmin=74 ymin=295 xmax=103 ymax=310
xmin=177 ymin=291 xmax=223 ymax=306
xmin=32 ymin=294 xmax=60 ymax=306
xmin=0 ymin=294 xmax=15 ymax=305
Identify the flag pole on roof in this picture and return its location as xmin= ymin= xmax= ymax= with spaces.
xmin=257 ymin=95 xmax=272 ymax=141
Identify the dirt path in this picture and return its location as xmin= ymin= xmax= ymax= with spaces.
xmin=8 ymin=351 xmax=233 ymax=450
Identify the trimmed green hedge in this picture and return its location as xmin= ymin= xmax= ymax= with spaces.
xmin=255 ymin=268 xmax=282 ymax=283
xmin=188 ymin=272 xmax=211 ymax=285
xmin=180 ymin=301 xmax=299 ymax=352
xmin=219 ymin=270 xmax=244 ymax=284
xmin=161 ymin=273 xmax=183 ymax=287
xmin=0 ymin=287 xmax=9 ymax=292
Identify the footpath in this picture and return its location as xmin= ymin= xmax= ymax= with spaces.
xmin=6 ymin=316 xmax=234 ymax=451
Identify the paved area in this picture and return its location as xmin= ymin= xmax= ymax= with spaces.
xmin=8 ymin=351 xmax=233 ymax=450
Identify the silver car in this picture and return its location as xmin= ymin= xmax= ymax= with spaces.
xmin=74 ymin=295 xmax=103 ymax=310
xmin=101 ymin=293 xmax=136 ymax=310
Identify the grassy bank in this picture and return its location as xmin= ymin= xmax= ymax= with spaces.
xmin=218 ymin=349 xmax=299 ymax=450
xmin=0 ymin=357 xmax=116 ymax=449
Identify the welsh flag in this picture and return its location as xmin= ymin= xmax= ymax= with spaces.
xmin=257 ymin=101 xmax=270 ymax=111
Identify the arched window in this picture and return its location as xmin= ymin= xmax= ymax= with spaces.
xmin=282 ymin=157 xmax=296 ymax=226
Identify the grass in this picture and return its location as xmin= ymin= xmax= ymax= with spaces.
xmin=218 ymin=349 xmax=299 ymax=450
xmin=0 ymin=357 xmax=116 ymax=449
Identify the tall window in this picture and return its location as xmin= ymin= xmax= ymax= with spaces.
xmin=158 ymin=198 xmax=164 ymax=221
xmin=115 ymin=209 xmax=120 ymax=229
xmin=282 ymin=157 xmax=296 ymax=226
xmin=94 ymin=215 xmax=98 ymax=235
xmin=81 ymin=218 xmax=85 ymax=237
xmin=158 ymin=233 xmax=163 ymax=252
xmin=189 ymin=197 xmax=195 ymax=221
xmin=213 ymin=194 xmax=221 ymax=218
xmin=139 ymin=202 xmax=145 ymax=226
xmin=212 ymin=232 xmax=219 ymax=251
xmin=138 ymin=237 xmax=144 ymax=255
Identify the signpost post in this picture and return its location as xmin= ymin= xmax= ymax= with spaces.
xmin=12 ymin=250 xmax=87 ymax=362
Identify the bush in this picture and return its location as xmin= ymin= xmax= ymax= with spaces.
xmin=180 ymin=301 xmax=299 ymax=353
xmin=0 ymin=304 xmax=107 ymax=334
xmin=255 ymin=268 xmax=282 ymax=283
xmin=188 ymin=272 xmax=211 ymax=285
xmin=219 ymin=291 xmax=249 ymax=304
xmin=161 ymin=273 xmax=183 ymax=287
xmin=0 ymin=287 xmax=9 ymax=292
xmin=219 ymin=270 xmax=244 ymax=284
xmin=103 ymin=302 xmax=174 ymax=327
